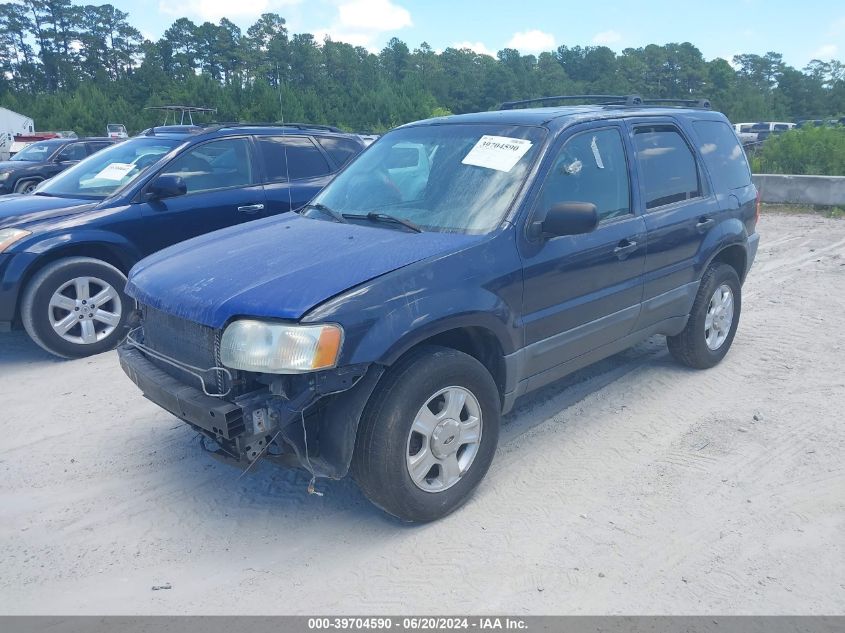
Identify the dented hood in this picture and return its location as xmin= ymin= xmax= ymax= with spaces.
xmin=127 ymin=213 xmax=477 ymax=328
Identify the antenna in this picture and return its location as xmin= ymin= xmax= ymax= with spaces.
xmin=276 ymin=64 xmax=294 ymax=213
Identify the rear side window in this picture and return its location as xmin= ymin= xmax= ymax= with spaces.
xmin=315 ymin=136 xmax=363 ymax=168
xmin=634 ymin=125 xmax=701 ymax=209
xmin=694 ymin=120 xmax=752 ymax=191
xmin=259 ymin=136 xmax=332 ymax=182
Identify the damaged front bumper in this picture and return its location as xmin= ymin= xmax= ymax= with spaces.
xmin=117 ymin=343 xmax=384 ymax=479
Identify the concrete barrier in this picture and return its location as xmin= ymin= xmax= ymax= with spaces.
xmin=752 ymin=174 xmax=845 ymax=206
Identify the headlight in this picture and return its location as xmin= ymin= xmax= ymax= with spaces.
xmin=0 ymin=228 xmax=31 ymax=252
xmin=0 ymin=172 xmax=10 ymax=182
xmin=220 ymin=320 xmax=343 ymax=373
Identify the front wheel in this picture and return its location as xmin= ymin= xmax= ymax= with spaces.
xmin=15 ymin=179 xmax=41 ymax=194
xmin=21 ymin=257 xmax=132 ymax=359
xmin=668 ymin=262 xmax=742 ymax=369
xmin=352 ymin=345 xmax=501 ymax=522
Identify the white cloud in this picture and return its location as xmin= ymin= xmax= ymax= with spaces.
xmin=451 ymin=41 xmax=494 ymax=56
xmin=158 ymin=0 xmax=300 ymax=23
xmin=314 ymin=0 xmax=412 ymax=52
xmin=811 ymin=43 xmax=838 ymax=60
xmin=506 ymin=29 xmax=555 ymax=54
xmin=337 ymin=0 xmax=411 ymax=32
xmin=591 ymin=30 xmax=621 ymax=45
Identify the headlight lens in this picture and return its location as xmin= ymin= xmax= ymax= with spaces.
xmin=0 ymin=172 xmax=10 ymax=182
xmin=0 ymin=228 xmax=31 ymax=252
xmin=220 ymin=320 xmax=343 ymax=373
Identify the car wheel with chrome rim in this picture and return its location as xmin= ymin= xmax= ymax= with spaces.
xmin=21 ymin=257 xmax=132 ymax=359
xmin=352 ymin=345 xmax=500 ymax=522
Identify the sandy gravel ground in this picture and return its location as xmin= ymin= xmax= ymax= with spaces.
xmin=0 ymin=211 xmax=843 ymax=615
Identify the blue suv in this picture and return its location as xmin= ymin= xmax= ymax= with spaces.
xmin=0 ymin=124 xmax=365 ymax=357
xmin=118 ymin=96 xmax=760 ymax=522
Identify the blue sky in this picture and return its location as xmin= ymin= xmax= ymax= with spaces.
xmin=99 ymin=0 xmax=843 ymax=68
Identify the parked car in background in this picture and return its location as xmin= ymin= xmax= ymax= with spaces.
xmin=0 ymin=123 xmax=365 ymax=357
xmin=118 ymin=97 xmax=760 ymax=522
xmin=732 ymin=123 xmax=758 ymax=145
xmin=107 ymin=124 xmax=129 ymax=139
xmin=0 ymin=137 xmax=117 ymax=195
xmin=733 ymin=121 xmax=795 ymax=144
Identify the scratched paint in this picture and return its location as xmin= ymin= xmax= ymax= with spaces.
xmin=126 ymin=213 xmax=479 ymax=328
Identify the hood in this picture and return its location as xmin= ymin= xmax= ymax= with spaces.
xmin=0 ymin=194 xmax=96 ymax=229
xmin=0 ymin=160 xmax=29 ymax=171
xmin=127 ymin=214 xmax=479 ymax=328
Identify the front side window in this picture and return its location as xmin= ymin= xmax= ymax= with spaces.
xmin=694 ymin=120 xmax=752 ymax=191
xmin=37 ymin=137 xmax=180 ymax=199
xmin=634 ymin=125 xmax=701 ymax=209
xmin=56 ymin=143 xmax=88 ymax=162
xmin=539 ymin=127 xmax=631 ymax=223
xmin=259 ymin=136 xmax=332 ymax=182
xmin=162 ymin=138 xmax=254 ymax=194
xmin=309 ymin=123 xmax=545 ymax=234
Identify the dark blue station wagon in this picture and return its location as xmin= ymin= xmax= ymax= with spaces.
xmin=118 ymin=96 xmax=760 ymax=522
xmin=0 ymin=124 xmax=365 ymax=357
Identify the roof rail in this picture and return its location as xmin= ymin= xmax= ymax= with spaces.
xmin=499 ymin=95 xmax=644 ymax=110
xmin=639 ymin=98 xmax=712 ymax=109
xmin=206 ymin=122 xmax=345 ymax=133
xmin=498 ymin=94 xmax=712 ymax=111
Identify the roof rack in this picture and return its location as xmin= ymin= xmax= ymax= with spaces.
xmin=500 ymin=95 xmax=644 ymax=110
xmin=498 ymin=94 xmax=712 ymax=111
xmin=202 ymin=122 xmax=345 ymax=134
xmin=640 ymin=98 xmax=712 ymax=109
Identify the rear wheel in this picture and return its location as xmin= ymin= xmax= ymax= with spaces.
xmin=21 ymin=257 xmax=131 ymax=358
xmin=667 ymin=262 xmax=741 ymax=369
xmin=352 ymin=345 xmax=501 ymax=522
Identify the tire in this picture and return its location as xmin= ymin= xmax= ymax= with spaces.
xmin=352 ymin=345 xmax=501 ymax=522
xmin=14 ymin=179 xmax=41 ymax=194
xmin=21 ymin=257 xmax=132 ymax=359
xmin=667 ymin=262 xmax=742 ymax=369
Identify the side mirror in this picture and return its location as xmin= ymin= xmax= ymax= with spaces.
xmin=147 ymin=175 xmax=187 ymax=200
xmin=533 ymin=202 xmax=599 ymax=238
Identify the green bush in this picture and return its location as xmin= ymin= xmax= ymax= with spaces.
xmin=751 ymin=126 xmax=845 ymax=176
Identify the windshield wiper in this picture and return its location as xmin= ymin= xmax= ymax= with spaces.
xmin=301 ymin=202 xmax=347 ymax=223
xmin=342 ymin=212 xmax=422 ymax=233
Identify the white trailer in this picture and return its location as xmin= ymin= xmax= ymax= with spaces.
xmin=0 ymin=107 xmax=35 ymax=160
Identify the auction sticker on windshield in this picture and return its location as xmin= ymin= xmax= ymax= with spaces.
xmin=462 ymin=135 xmax=533 ymax=172
xmin=94 ymin=163 xmax=134 ymax=181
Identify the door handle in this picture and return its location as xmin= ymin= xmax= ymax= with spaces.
xmin=613 ymin=239 xmax=639 ymax=260
xmin=696 ymin=217 xmax=715 ymax=233
xmin=237 ymin=203 xmax=265 ymax=214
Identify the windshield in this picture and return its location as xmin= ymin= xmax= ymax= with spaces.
xmin=308 ymin=123 xmax=546 ymax=234
xmin=11 ymin=141 xmax=58 ymax=162
xmin=38 ymin=137 xmax=180 ymax=199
